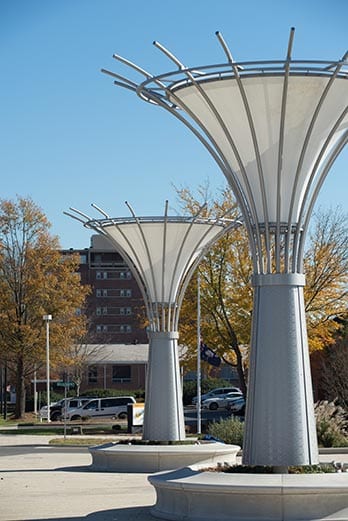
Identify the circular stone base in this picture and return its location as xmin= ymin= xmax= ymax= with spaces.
xmin=149 ymin=467 xmax=348 ymax=520
xmin=89 ymin=442 xmax=240 ymax=473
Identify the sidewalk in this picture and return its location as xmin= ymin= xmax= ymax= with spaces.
xmin=1 ymin=435 xmax=347 ymax=521
xmin=0 ymin=435 xmax=156 ymax=521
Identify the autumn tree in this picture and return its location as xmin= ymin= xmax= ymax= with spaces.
xmin=177 ymin=186 xmax=347 ymax=395
xmin=57 ymin=333 xmax=106 ymax=397
xmin=304 ymin=207 xmax=348 ymax=352
xmin=177 ymin=186 xmax=252 ymax=396
xmin=0 ymin=197 xmax=90 ymax=418
xmin=319 ymin=318 xmax=348 ymax=407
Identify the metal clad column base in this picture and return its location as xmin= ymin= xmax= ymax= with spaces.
xmin=142 ymin=331 xmax=186 ymax=441
xmin=243 ymin=273 xmax=319 ymax=467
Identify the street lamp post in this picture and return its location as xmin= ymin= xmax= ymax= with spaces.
xmin=43 ymin=314 xmax=52 ymax=423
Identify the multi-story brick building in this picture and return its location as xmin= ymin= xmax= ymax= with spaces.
xmin=62 ymin=235 xmax=148 ymax=345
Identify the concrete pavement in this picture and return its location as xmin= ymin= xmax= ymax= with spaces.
xmin=0 ymin=435 xmax=156 ymax=521
xmin=1 ymin=435 xmax=347 ymax=521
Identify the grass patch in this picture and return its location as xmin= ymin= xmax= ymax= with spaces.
xmin=0 ymin=428 xmax=66 ymax=435
xmin=49 ymin=437 xmax=119 ymax=446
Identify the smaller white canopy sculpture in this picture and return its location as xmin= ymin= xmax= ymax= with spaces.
xmin=65 ymin=201 xmax=240 ymax=440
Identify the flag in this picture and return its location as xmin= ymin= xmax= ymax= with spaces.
xmin=200 ymin=341 xmax=221 ymax=367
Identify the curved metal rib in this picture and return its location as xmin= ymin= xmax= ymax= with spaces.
xmin=286 ymin=57 xmax=348 ymax=272
xmin=134 ymin=77 xmax=258 ymax=270
xmin=91 ymin=203 xmax=110 ymax=219
xmin=124 ymin=201 xmax=160 ymax=329
xmin=276 ymin=27 xmax=294 ymax=272
xmin=296 ymin=128 xmax=348 ymax=272
xmin=151 ymin=40 xmax=264 ymax=271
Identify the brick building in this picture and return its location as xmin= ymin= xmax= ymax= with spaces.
xmin=62 ymin=235 xmax=148 ymax=345
xmin=81 ymin=343 xmax=149 ymax=392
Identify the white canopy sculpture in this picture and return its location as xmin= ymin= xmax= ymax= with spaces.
xmin=65 ymin=201 xmax=239 ymax=440
xmin=102 ymin=28 xmax=348 ymax=465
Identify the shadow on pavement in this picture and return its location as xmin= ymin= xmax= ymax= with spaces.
xmin=26 ymin=505 xmax=154 ymax=520
xmin=0 ymin=465 xmax=92 ymax=474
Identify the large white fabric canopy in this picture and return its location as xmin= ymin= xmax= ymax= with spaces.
xmin=171 ymin=75 xmax=348 ymax=224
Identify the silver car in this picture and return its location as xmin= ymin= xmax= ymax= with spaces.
xmin=202 ymin=391 xmax=243 ymax=411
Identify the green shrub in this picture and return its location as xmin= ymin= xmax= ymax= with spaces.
xmin=207 ymin=417 xmax=244 ymax=447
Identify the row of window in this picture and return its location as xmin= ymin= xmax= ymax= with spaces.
xmin=96 ymin=288 xmax=132 ymax=298
xmin=96 ymin=324 xmax=132 ymax=333
xmin=88 ymin=365 xmax=131 ymax=383
xmin=96 ymin=307 xmax=132 ymax=316
xmin=96 ymin=271 xmax=132 ymax=280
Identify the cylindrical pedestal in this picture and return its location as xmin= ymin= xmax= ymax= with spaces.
xmin=143 ymin=331 xmax=186 ymax=441
xmin=243 ymin=273 xmax=319 ymax=467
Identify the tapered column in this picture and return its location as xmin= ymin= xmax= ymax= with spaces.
xmin=143 ymin=331 xmax=185 ymax=441
xmin=243 ymin=274 xmax=318 ymax=466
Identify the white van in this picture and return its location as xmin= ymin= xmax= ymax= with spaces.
xmin=65 ymin=396 xmax=136 ymax=421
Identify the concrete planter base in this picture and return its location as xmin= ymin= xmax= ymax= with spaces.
xmin=89 ymin=442 xmax=240 ymax=473
xmin=149 ymin=467 xmax=348 ymax=521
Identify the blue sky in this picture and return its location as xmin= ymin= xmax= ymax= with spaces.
xmin=1 ymin=0 xmax=347 ymax=248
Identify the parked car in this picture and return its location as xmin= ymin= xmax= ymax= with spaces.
xmin=39 ymin=401 xmax=58 ymax=420
xmin=192 ymin=386 xmax=241 ymax=405
xmin=65 ymin=396 xmax=136 ymax=421
xmin=202 ymin=391 xmax=244 ymax=411
xmin=39 ymin=397 xmax=95 ymax=421
xmin=226 ymin=396 xmax=246 ymax=416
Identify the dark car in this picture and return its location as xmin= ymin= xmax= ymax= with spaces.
xmin=226 ymin=396 xmax=246 ymax=417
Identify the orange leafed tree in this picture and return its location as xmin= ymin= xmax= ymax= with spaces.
xmin=177 ymin=185 xmax=347 ymax=394
xmin=177 ymin=185 xmax=252 ymax=396
xmin=0 ymin=197 xmax=90 ymax=418
xmin=304 ymin=207 xmax=348 ymax=352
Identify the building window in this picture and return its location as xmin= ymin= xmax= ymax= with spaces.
xmin=96 ymin=271 xmax=107 ymax=279
xmin=120 ymin=307 xmax=132 ymax=315
xmin=96 ymin=289 xmax=108 ymax=297
xmin=79 ymin=254 xmax=87 ymax=264
xmin=112 ymin=365 xmax=131 ymax=383
xmin=120 ymin=289 xmax=132 ymax=297
xmin=88 ymin=366 xmax=98 ymax=384
xmin=96 ymin=324 xmax=108 ymax=332
xmin=120 ymin=270 xmax=132 ymax=279
xmin=96 ymin=307 xmax=108 ymax=316
xmin=120 ymin=324 xmax=132 ymax=333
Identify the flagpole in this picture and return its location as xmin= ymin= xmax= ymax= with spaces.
xmin=197 ymin=272 xmax=201 ymax=435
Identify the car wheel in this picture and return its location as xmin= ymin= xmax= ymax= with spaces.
xmin=71 ymin=415 xmax=81 ymax=421
xmin=51 ymin=412 xmax=60 ymax=421
xmin=118 ymin=411 xmax=127 ymax=420
xmin=209 ymin=402 xmax=218 ymax=411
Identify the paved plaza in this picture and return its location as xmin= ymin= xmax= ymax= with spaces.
xmin=1 ymin=434 xmax=347 ymax=521
xmin=0 ymin=435 xmax=156 ymax=521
